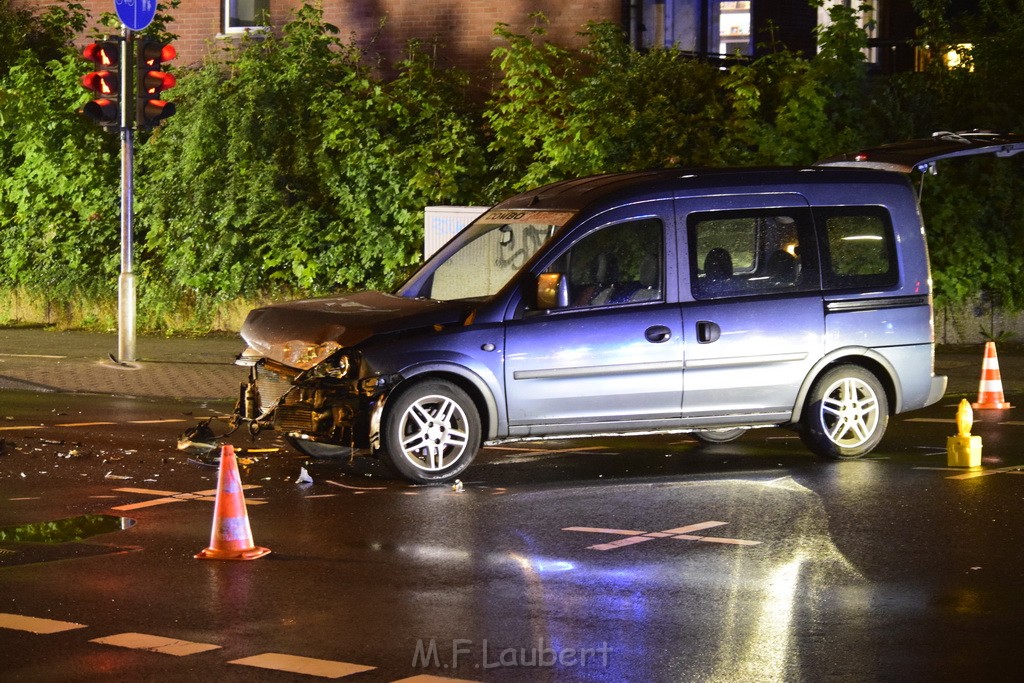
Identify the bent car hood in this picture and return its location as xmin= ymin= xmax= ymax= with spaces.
xmin=241 ymin=291 xmax=472 ymax=370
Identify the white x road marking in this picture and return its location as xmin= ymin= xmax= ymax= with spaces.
xmin=563 ymin=520 xmax=761 ymax=551
xmin=110 ymin=486 xmax=266 ymax=510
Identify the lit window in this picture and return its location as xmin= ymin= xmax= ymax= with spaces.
xmin=943 ymin=43 xmax=974 ymax=71
xmin=716 ymin=1 xmax=752 ymax=56
xmin=224 ymin=0 xmax=269 ymax=33
xmin=641 ymin=1 xmax=753 ymax=57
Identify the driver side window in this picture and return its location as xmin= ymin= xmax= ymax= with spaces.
xmin=551 ymin=218 xmax=664 ymax=307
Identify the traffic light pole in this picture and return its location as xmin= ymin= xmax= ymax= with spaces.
xmin=117 ymin=27 xmax=136 ymax=364
xmin=84 ymin=25 xmax=174 ymax=364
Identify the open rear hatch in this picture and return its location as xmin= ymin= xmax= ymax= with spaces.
xmin=816 ymin=131 xmax=1024 ymax=173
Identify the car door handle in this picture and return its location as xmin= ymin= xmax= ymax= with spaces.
xmin=645 ymin=325 xmax=672 ymax=343
xmin=697 ymin=320 xmax=721 ymax=344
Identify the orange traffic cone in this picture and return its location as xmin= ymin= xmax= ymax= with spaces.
xmin=195 ymin=444 xmax=270 ymax=560
xmin=972 ymin=341 xmax=1013 ymax=410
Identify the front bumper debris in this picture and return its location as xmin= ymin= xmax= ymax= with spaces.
xmin=234 ymin=359 xmax=396 ymax=450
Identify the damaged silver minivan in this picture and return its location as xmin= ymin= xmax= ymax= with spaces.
xmin=214 ymin=132 xmax=1023 ymax=483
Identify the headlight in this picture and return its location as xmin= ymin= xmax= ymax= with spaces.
xmin=309 ymin=354 xmax=351 ymax=379
xmin=242 ymin=338 xmax=342 ymax=371
xmin=268 ymin=340 xmax=341 ymax=369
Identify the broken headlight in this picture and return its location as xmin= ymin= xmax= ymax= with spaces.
xmin=307 ymin=353 xmax=351 ymax=380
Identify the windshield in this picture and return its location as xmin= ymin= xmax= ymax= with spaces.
xmin=400 ymin=209 xmax=576 ymax=301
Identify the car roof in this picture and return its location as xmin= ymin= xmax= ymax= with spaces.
xmin=491 ymin=166 xmax=900 ymax=213
xmin=816 ymin=131 xmax=1024 ymax=173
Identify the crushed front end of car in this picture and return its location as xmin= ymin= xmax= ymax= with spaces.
xmin=234 ymin=342 xmax=393 ymax=452
xmin=177 ymin=290 xmax=474 ymax=462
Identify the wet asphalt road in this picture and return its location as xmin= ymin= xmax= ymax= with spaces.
xmin=1 ymin=389 xmax=1023 ymax=682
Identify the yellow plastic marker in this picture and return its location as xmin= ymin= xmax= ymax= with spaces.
xmin=947 ymin=398 xmax=982 ymax=468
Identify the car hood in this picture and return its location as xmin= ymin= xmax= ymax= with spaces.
xmin=240 ymin=291 xmax=473 ymax=370
xmin=816 ymin=131 xmax=1024 ymax=172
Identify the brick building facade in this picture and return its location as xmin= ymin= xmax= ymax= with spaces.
xmin=41 ymin=0 xmax=624 ymax=70
xmin=14 ymin=1 xmax=916 ymax=73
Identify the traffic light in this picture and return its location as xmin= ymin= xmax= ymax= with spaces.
xmin=80 ymin=40 xmax=121 ymax=127
xmin=136 ymin=39 xmax=176 ymax=128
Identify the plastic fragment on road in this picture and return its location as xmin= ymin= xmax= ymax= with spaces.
xmin=295 ymin=467 xmax=313 ymax=485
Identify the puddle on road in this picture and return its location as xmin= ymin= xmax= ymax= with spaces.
xmin=0 ymin=514 xmax=135 ymax=544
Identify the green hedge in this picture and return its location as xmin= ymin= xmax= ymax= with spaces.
xmin=1 ymin=1 xmax=1023 ymax=332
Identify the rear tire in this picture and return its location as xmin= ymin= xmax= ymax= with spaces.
xmin=800 ymin=365 xmax=888 ymax=460
xmin=380 ymin=380 xmax=480 ymax=483
xmin=692 ymin=427 xmax=747 ymax=445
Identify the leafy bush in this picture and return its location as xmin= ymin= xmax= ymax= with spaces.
xmin=0 ymin=2 xmax=119 ymax=325
xmin=2 ymin=0 xmax=1024 ymax=332
xmin=136 ymin=4 xmax=486 ymax=329
xmin=484 ymin=18 xmax=725 ymax=197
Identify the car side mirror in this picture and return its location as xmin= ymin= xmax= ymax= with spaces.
xmin=536 ymin=273 xmax=569 ymax=310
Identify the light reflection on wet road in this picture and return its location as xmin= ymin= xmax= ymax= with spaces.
xmin=0 ymin=390 xmax=1023 ymax=681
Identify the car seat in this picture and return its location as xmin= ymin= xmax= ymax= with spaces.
xmin=703 ymin=248 xmax=733 ymax=280
xmin=765 ymin=249 xmax=798 ymax=284
xmin=627 ymin=253 xmax=661 ymax=302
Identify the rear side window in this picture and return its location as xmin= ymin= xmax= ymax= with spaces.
xmin=817 ymin=207 xmax=898 ymax=291
xmin=689 ymin=209 xmax=817 ymax=300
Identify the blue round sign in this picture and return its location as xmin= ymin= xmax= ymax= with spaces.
xmin=115 ymin=0 xmax=157 ymax=32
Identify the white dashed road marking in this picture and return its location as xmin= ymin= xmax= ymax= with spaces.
xmin=91 ymin=632 xmax=221 ymax=656
xmin=3 ymin=611 xmax=478 ymax=680
xmin=394 ymin=676 xmax=482 ymax=683
xmin=0 ymin=418 xmax=187 ymax=432
xmin=0 ymin=613 xmax=86 ymax=634
xmin=54 ymin=421 xmax=117 ymax=427
xmin=914 ymin=465 xmax=1024 ymax=480
xmin=228 ymin=652 xmax=376 ymax=678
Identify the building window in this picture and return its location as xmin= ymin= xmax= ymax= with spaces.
xmin=716 ymin=2 xmax=752 ymax=56
xmin=224 ymin=0 xmax=270 ymax=33
xmin=641 ymin=1 xmax=753 ymax=57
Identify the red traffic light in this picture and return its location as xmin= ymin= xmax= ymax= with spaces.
xmin=82 ymin=41 xmax=119 ymax=67
xmin=137 ymin=40 xmax=176 ymax=128
xmin=138 ymin=41 xmax=176 ymax=68
xmin=81 ymin=70 xmax=119 ymax=96
xmin=81 ymin=40 xmax=121 ymax=128
xmin=139 ymin=70 xmax=176 ymax=97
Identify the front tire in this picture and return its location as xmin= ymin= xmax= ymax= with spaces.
xmin=800 ymin=365 xmax=889 ymax=459
xmin=380 ymin=379 xmax=481 ymax=483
